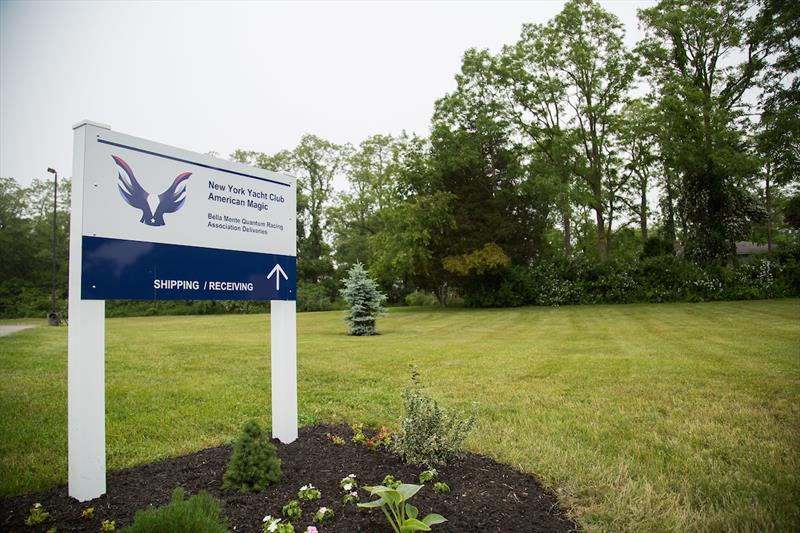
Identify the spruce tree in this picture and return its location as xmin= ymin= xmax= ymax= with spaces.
xmin=222 ymin=420 xmax=281 ymax=492
xmin=340 ymin=263 xmax=386 ymax=336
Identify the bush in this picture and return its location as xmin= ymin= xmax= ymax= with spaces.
xmin=223 ymin=420 xmax=281 ymax=492
xmin=340 ymin=263 xmax=386 ymax=336
xmin=121 ymin=487 xmax=227 ymax=533
xmin=393 ymin=368 xmax=477 ymax=466
xmin=404 ymin=290 xmax=438 ymax=307
xmin=297 ymin=282 xmax=333 ymax=312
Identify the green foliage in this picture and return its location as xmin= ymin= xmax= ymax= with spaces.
xmin=393 ymin=369 xmax=478 ymax=467
xmin=101 ymin=520 xmax=116 ymax=532
xmin=24 ymin=502 xmax=49 ymax=526
xmin=81 ymin=507 xmax=95 ymax=520
xmin=281 ymin=500 xmax=302 ymax=522
xmin=121 ymin=487 xmax=227 ymax=533
xmin=296 ymin=282 xmax=333 ymax=312
xmin=223 ymin=420 xmax=281 ymax=492
xmin=418 ymin=469 xmax=437 ymax=484
xmin=340 ymin=263 xmax=386 ymax=336
xmin=358 ymin=483 xmax=447 ymax=533
xmin=404 ymin=291 xmax=438 ymax=307
xmin=432 ymin=482 xmax=450 ymax=494
xmin=297 ymin=484 xmax=321 ymax=501
xmin=262 ymin=515 xmax=294 ymax=533
xmin=382 ymin=474 xmax=402 ymax=489
xmin=312 ymin=506 xmax=334 ymax=524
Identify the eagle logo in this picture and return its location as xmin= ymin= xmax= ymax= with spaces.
xmin=113 ymin=155 xmax=191 ymax=226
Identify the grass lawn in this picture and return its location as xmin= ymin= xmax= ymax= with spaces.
xmin=1 ymin=300 xmax=799 ymax=531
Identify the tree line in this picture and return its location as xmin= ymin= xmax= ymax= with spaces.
xmin=2 ymin=0 xmax=798 ymax=317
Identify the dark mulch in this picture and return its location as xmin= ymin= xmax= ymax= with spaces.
xmin=1 ymin=425 xmax=577 ymax=532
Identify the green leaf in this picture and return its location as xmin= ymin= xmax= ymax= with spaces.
xmin=357 ymin=498 xmax=386 ymax=509
xmin=399 ymin=518 xmax=432 ymax=532
xmin=396 ymin=483 xmax=423 ymax=501
xmin=422 ymin=513 xmax=448 ymax=526
xmin=405 ymin=503 xmax=418 ymax=519
xmin=363 ymin=485 xmax=392 ymax=495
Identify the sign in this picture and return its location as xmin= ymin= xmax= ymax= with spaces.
xmin=68 ymin=121 xmax=298 ymax=503
xmin=80 ymin=127 xmax=297 ymax=300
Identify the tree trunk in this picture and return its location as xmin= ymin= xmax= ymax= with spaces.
xmin=595 ymin=207 xmax=608 ymax=261
xmin=640 ymin=176 xmax=648 ymax=242
xmin=766 ymin=163 xmax=772 ymax=258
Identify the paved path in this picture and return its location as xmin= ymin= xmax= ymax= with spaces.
xmin=0 ymin=324 xmax=37 ymax=337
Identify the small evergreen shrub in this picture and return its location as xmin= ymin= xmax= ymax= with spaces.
xmin=223 ymin=420 xmax=281 ymax=492
xmin=122 ymin=487 xmax=227 ymax=533
xmin=340 ymin=263 xmax=386 ymax=336
xmin=393 ymin=368 xmax=477 ymax=466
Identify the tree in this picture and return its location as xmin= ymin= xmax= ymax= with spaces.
xmin=340 ymin=263 xmax=386 ymax=336
xmin=550 ymin=0 xmax=638 ymax=261
xmin=639 ymin=0 xmax=769 ymax=264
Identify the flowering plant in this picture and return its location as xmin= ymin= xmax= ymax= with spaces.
xmin=419 ymin=469 xmax=437 ymax=484
xmin=313 ymin=506 xmax=334 ymax=524
xmin=305 ymin=527 xmax=318 ymax=533
xmin=352 ymin=424 xmax=393 ymax=450
xmin=340 ymin=473 xmax=358 ymax=491
xmin=282 ymin=500 xmax=302 ymax=521
xmin=298 ymin=484 xmax=321 ymax=501
xmin=263 ymin=515 xmax=295 ymax=533
xmin=358 ymin=483 xmax=447 ymax=532
xmin=342 ymin=490 xmax=360 ymax=504
xmin=25 ymin=503 xmax=49 ymax=526
xmin=100 ymin=519 xmax=116 ymax=532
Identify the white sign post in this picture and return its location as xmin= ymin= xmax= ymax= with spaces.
xmin=68 ymin=120 xmax=298 ymax=501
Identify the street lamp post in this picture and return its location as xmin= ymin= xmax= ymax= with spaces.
xmin=47 ymin=167 xmax=61 ymax=326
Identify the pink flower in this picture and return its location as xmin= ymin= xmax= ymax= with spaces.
xmin=319 ymin=507 xmax=328 ymax=514
xmin=306 ymin=528 xmax=318 ymax=533
xmin=350 ymin=491 xmax=358 ymax=497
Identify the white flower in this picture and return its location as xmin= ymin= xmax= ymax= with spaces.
xmin=300 ymin=484 xmax=309 ymax=491
xmin=343 ymin=483 xmax=353 ymax=491
xmin=268 ymin=522 xmax=278 ymax=533
xmin=263 ymin=515 xmax=272 ymax=523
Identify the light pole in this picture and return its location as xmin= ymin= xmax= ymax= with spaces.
xmin=47 ymin=167 xmax=61 ymax=326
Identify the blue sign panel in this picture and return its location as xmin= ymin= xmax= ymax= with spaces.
xmin=82 ymin=236 xmax=296 ymax=300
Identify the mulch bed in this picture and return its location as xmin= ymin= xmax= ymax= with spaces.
xmin=1 ymin=425 xmax=577 ymax=532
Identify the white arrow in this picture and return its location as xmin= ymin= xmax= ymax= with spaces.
xmin=267 ymin=263 xmax=288 ymax=290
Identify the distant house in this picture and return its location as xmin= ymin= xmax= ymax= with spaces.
xmin=735 ymin=241 xmax=770 ymax=262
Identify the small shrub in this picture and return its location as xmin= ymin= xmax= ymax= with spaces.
xmin=433 ymin=482 xmax=450 ymax=494
xmin=340 ymin=263 xmax=386 ymax=336
xmin=281 ymin=500 xmax=302 ymax=522
xmin=393 ymin=368 xmax=477 ymax=466
xmin=223 ymin=420 xmax=282 ymax=492
xmin=24 ymin=503 xmax=49 ymax=526
xmin=121 ymin=488 xmax=226 ymax=533
xmin=404 ymin=290 xmax=438 ymax=306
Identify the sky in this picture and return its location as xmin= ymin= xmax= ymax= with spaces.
xmin=1 ymin=0 xmax=655 ymax=188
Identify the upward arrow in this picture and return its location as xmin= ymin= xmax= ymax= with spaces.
xmin=267 ymin=263 xmax=288 ymax=290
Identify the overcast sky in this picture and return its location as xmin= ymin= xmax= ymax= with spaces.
xmin=1 ymin=0 xmax=655 ymax=187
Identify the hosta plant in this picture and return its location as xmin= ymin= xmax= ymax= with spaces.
xmin=358 ymin=483 xmax=447 ymax=533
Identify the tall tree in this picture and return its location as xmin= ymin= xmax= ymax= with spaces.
xmin=550 ymin=0 xmax=638 ymax=261
xmin=639 ymin=0 xmax=769 ymax=264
